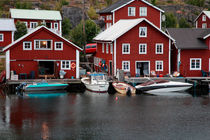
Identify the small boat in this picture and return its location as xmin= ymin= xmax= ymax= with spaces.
xmin=16 ymin=82 xmax=68 ymax=92
xmin=81 ymin=73 xmax=109 ymax=93
xmin=112 ymin=81 xmax=136 ymax=95
xmin=135 ymin=79 xmax=193 ymax=93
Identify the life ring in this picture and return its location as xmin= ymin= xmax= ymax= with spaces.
xmin=71 ymin=63 xmax=76 ymax=69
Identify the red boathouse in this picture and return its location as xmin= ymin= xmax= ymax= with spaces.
xmin=0 ymin=19 xmax=16 ymax=50
xmin=98 ymin=0 xmax=164 ymax=29
xmin=195 ymin=10 xmax=210 ymax=29
xmin=3 ymin=26 xmax=82 ymax=80
xmin=94 ymin=18 xmax=174 ymax=77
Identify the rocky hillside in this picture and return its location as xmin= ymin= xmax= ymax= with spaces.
xmin=0 ymin=0 xmax=209 ymax=27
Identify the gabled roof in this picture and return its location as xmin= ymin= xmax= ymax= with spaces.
xmin=10 ymin=8 xmax=62 ymax=20
xmin=167 ymin=28 xmax=210 ymax=50
xmin=3 ymin=26 xmax=82 ymax=52
xmin=0 ymin=18 xmax=16 ymax=31
xmin=194 ymin=10 xmax=210 ymax=22
xmin=93 ymin=18 xmax=174 ymax=42
xmin=98 ymin=0 xmax=164 ymax=14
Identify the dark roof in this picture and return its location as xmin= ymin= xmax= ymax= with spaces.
xmin=98 ymin=0 xmax=131 ymax=14
xmin=167 ymin=28 xmax=210 ymax=50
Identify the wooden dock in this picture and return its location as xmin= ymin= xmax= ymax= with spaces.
xmin=6 ymin=78 xmax=82 ymax=85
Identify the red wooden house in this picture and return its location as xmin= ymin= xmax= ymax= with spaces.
xmin=93 ymin=18 xmax=174 ymax=77
xmin=168 ymin=28 xmax=210 ymax=77
xmin=0 ymin=19 xmax=16 ymax=50
xmin=10 ymin=8 xmax=62 ymax=35
xmin=98 ymin=0 xmax=164 ymax=29
xmin=3 ymin=26 xmax=82 ymax=80
xmin=195 ymin=11 xmax=210 ymax=28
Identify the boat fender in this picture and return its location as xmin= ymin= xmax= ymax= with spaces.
xmin=126 ymin=87 xmax=131 ymax=96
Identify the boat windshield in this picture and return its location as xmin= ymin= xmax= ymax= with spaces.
xmin=141 ymin=79 xmax=169 ymax=86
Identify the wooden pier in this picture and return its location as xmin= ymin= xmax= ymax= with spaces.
xmin=6 ymin=79 xmax=82 ymax=85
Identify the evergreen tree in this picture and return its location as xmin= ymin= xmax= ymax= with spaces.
xmin=62 ymin=17 xmax=72 ymax=39
xmin=14 ymin=21 xmax=27 ymax=40
xmin=179 ymin=17 xmax=191 ymax=28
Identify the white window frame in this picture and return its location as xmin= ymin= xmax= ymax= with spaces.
xmin=106 ymin=43 xmax=109 ymax=54
xmin=110 ymin=44 xmax=113 ymax=54
xmin=102 ymin=43 xmax=104 ymax=53
xmin=122 ymin=43 xmax=130 ymax=54
xmin=30 ymin=22 xmax=38 ymax=28
xmin=23 ymin=22 xmax=28 ymax=28
xmin=122 ymin=61 xmax=130 ymax=72
xmin=139 ymin=27 xmax=147 ymax=37
xmin=202 ymin=15 xmax=206 ymax=21
xmin=139 ymin=43 xmax=147 ymax=54
xmin=190 ymin=58 xmax=201 ymax=70
xmin=202 ymin=23 xmax=207 ymax=29
xmin=23 ymin=41 xmax=32 ymax=50
xmin=34 ymin=40 xmax=52 ymax=50
xmin=140 ymin=7 xmax=147 ymax=16
xmin=54 ymin=22 xmax=58 ymax=30
xmin=0 ymin=34 xmax=3 ymax=42
xmin=61 ymin=60 xmax=71 ymax=70
xmin=128 ymin=7 xmax=135 ymax=16
xmin=54 ymin=42 xmax=63 ymax=50
xmin=156 ymin=61 xmax=163 ymax=71
xmin=156 ymin=43 xmax=164 ymax=54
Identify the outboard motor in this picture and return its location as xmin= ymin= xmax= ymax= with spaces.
xmin=126 ymin=86 xmax=131 ymax=96
xmin=16 ymin=83 xmax=27 ymax=92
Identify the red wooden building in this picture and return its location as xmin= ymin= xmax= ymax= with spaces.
xmin=98 ymin=0 xmax=164 ymax=29
xmin=168 ymin=28 xmax=210 ymax=77
xmin=195 ymin=11 xmax=210 ymax=28
xmin=3 ymin=26 xmax=82 ymax=80
xmin=93 ymin=18 xmax=174 ymax=77
xmin=10 ymin=8 xmax=62 ymax=35
xmin=0 ymin=19 xmax=16 ymax=50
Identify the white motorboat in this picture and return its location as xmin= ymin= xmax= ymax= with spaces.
xmin=81 ymin=73 xmax=109 ymax=93
xmin=112 ymin=81 xmax=136 ymax=95
xmin=135 ymin=79 xmax=193 ymax=93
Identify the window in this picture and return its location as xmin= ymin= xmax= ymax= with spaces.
xmin=55 ymin=42 xmax=63 ymax=50
xmin=34 ymin=40 xmax=52 ymax=50
xmin=139 ymin=44 xmax=147 ymax=54
xmin=106 ymin=23 xmax=112 ymax=28
xmin=202 ymin=23 xmax=207 ymax=28
xmin=156 ymin=61 xmax=163 ymax=71
xmin=30 ymin=22 xmax=38 ymax=28
xmin=190 ymin=58 xmax=201 ymax=70
xmin=0 ymin=34 xmax=3 ymax=42
xmin=140 ymin=7 xmax=147 ymax=16
xmin=102 ymin=43 xmax=104 ymax=53
xmin=202 ymin=15 xmax=206 ymax=21
xmin=110 ymin=44 xmax=113 ymax=54
xmin=106 ymin=15 xmax=112 ymax=20
xmin=156 ymin=43 xmax=163 ymax=54
xmin=139 ymin=27 xmax=147 ymax=37
xmin=23 ymin=22 xmax=28 ymax=28
xmin=61 ymin=60 xmax=71 ymax=70
xmin=23 ymin=41 xmax=32 ymax=50
xmin=106 ymin=43 xmax=109 ymax=54
xmin=128 ymin=7 xmax=135 ymax=16
xmin=122 ymin=43 xmax=130 ymax=54
xmin=54 ymin=23 xmax=58 ymax=30
xmin=122 ymin=61 xmax=130 ymax=72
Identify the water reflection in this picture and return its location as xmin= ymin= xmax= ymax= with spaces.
xmin=18 ymin=90 xmax=68 ymax=98
xmin=1 ymin=88 xmax=210 ymax=139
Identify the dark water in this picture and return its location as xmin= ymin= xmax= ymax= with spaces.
xmin=1 ymin=89 xmax=210 ymax=140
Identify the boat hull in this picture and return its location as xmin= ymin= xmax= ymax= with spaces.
xmin=136 ymin=82 xmax=192 ymax=93
xmin=112 ymin=82 xmax=136 ymax=95
xmin=24 ymin=84 xmax=68 ymax=92
xmin=84 ymin=83 xmax=109 ymax=93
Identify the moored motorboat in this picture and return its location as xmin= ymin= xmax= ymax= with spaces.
xmin=81 ymin=73 xmax=109 ymax=93
xmin=135 ymin=79 xmax=192 ymax=93
xmin=112 ymin=81 xmax=136 ymax=95
xmin=17 ymin=82 xmax=68 ymax=92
